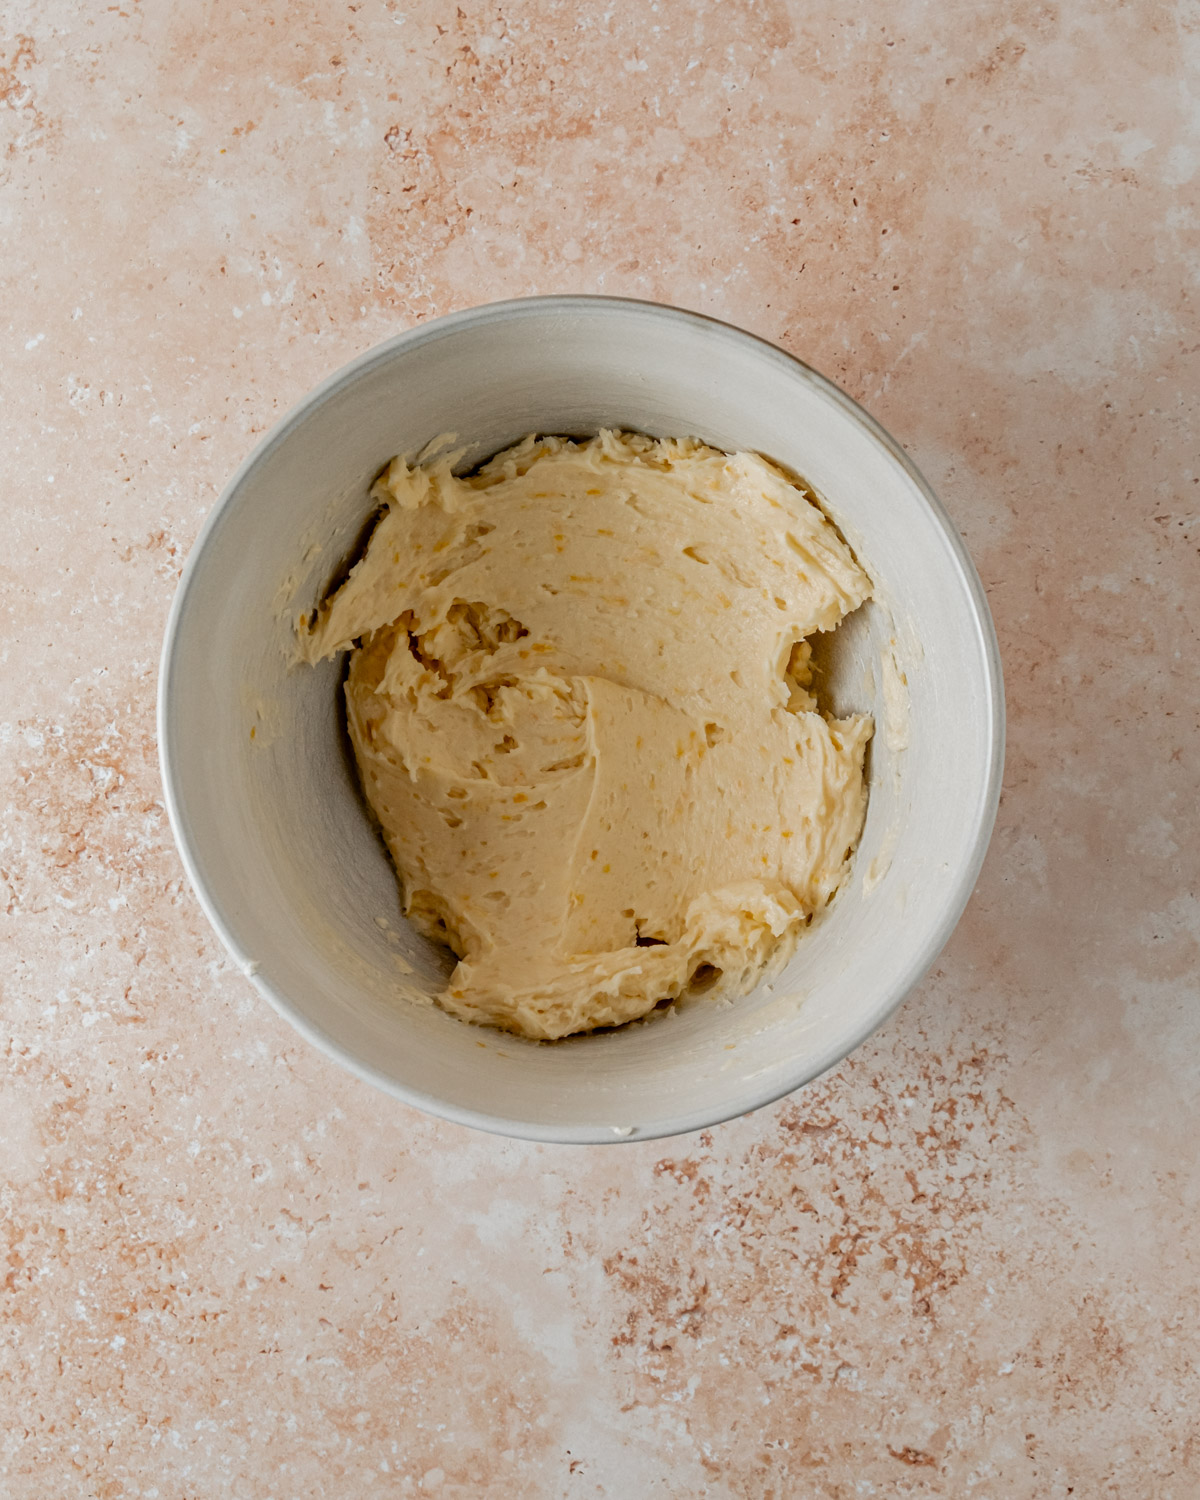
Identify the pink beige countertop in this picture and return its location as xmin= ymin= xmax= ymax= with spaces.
xmin=2 ymin=2 xmax=1197 ymax=1495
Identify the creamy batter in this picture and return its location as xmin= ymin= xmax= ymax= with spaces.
xmin=301 ymin=430 xmax=873 ymax=1040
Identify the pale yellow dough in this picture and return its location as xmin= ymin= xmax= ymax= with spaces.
xmin=301 ymin=431 xmax=873 ymax=1040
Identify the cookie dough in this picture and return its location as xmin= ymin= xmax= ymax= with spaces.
xmin=301 ymin=430 xmax=873 ymax=1040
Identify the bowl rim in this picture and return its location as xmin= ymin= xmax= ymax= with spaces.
xmin=158 ymin=293 xmax=1006 ymax=1145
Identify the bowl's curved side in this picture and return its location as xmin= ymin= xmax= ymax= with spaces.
xmin=158 ymin=296 xmax=1004 ymax=1144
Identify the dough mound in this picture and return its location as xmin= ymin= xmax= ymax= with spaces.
xmin=302 ymin=430 xmax=873 ymax=1040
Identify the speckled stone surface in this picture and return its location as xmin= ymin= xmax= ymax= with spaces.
xmin=2 ymin=1 xmax=1198 ymax=1494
